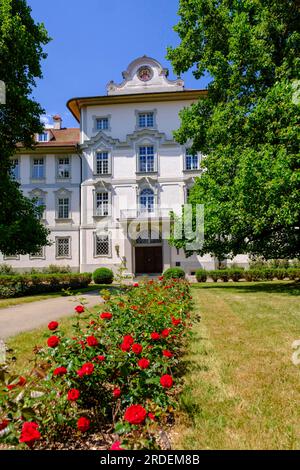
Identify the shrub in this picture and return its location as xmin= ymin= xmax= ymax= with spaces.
xmin=228 ymin=268 xmax=244 ymax=281
xmin=163 ymin=267 xmax=186 ymax=279
xmin=43 ymin=265 xmax=72 ymax=274
xmin=0 ymin=279 xmax=192 ymax=450
xmin=0 ymin=273 xmax=92 ymax=299
xmin=218 ymin=269 xmax=230 ymax=282
xmin=93 ymin=267 xmax=114 ymax=284
xmin=0 ymin=264 xmax=15 ymax=275
xmin=208 ymin=270 xmax=220 ymax=282
xmin=195 ymin=269 xmax=207 ymax=282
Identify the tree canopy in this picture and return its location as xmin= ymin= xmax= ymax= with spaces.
xmin=167 ymin=0 xmax=300 ymax=259
xmin=0 ymin=0 xmax=50 ymax=255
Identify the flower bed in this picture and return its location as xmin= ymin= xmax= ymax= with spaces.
xmin=0 ymin=279 xmax=192 ymax=450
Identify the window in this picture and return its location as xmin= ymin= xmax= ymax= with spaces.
xmin=96 ymin=118 xmax=109 ymax=130
xmin=56 ymin=238 xmax=71 ymax=258
xmin=35 ymin=197 xmax=45 ymax=219
xmin=32 ymin=158 xmax=44 ymax=179
xmin=138 ymin=112 xmax=154 ymax=128
xmin=139 ymin=146 xmax=155 ymax=172
xmin=185 ymin=151 xmax=199 ymax=170
xmin=94 ymin=233 xmax=110 ymax=257
xmin=57 ymin=157 xmax=70 ymax=179
xmin=37 ymin=132 xmax=48 ymax=142
xmin=30 ymin=247 xmax=45 ymax=259
xmin=95 ymin=192 xmax=109 ymax=216
xmin=96 ymin=152 xmax=109 ymax=175
xmin=10 ymin=159 xmax=20 ymax=179
xmin=58 ymin=198 xmax=70 ymax=219
xmin=139 ymin=188 xmax=154 ymax=214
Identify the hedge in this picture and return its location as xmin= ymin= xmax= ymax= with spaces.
xmin=163 ymin=267 xmax=186 ymax=279
xmin=92 ymin=268 xmax=114 ymax=285
xmin=195 ymin=268 xmax=300 ymax=283
xmin=0 ymin=273 xmax=92 ymax=299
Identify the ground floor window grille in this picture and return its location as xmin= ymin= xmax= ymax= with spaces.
xmin=94 ymin=234 xmax=110 ymax=256
xmin=56 ymin=238 xmax=71 ymax=258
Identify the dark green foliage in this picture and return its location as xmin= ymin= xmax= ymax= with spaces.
xmin=0 ymin=273 xmax=92 ymax=298
xmin=195 ymin=269 xmax=207 ymax=282
xmin=92 ymin=267 xmax=114 ymax=285
xmin=163 ymin=267 xmax=186 ymax=279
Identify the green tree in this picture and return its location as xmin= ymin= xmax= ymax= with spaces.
xmin=0 ymin=0 xmax=50 ymax=256
xmin=167 ymin=0 xmax=300 ymax=259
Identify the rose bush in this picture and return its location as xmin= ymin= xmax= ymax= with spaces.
xmin=0 ymin=278 xmax=192 ymax=450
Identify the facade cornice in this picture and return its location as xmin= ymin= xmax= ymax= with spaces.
xmin=16 ymin=146 xmax=78 ymax=155
xmin=67 ymin=89 xmax=207 ymax=123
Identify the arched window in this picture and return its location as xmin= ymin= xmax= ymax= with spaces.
xmin=139 ymin=188 xmax=154 ymax=213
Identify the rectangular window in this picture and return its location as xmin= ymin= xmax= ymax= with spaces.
xmin=138 ymin=113 xmax=154 ymax=128
xmin=185 ymin=151 xmax=199 ymax=170
xmin=58 ymin=198 xmax=70 ymax=219
xmin=10 ymin=159 xmax=20 ymax=179
xmin=139 ymin=146 xmax=155 ymax=172
xmin=94 ymin=234 xmax=110 ymax=257
xmin=30 ymin=247 xmax=45 ymax=259
xmin=96 ymin=118 xmax=109 ymax=130
xmin=32 ymin=158 xmax=44 ymax=179
xmin=37 ymin=132 xmax=48 ymax=142
xmin=96 ymin=152 xmax=109 ymax=175
xmin=56 ymin=238 xmax=71 ymax=258
xmin=57 ymin=157 xmax=70 ymax=179
xmin=35 ymin=197 xmax=45 ymax=219
xmin=96 ymin=192 xmax=109 ymax=216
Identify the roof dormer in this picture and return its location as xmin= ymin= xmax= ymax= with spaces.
xmin=106 ymin=56 xmax=184 ymax=95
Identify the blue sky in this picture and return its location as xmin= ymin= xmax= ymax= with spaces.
xmin=27 ymin=0 xmax=209 ymax=128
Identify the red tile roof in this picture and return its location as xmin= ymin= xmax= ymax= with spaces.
xmin=17 ymin=128 xmax=80 ymax=149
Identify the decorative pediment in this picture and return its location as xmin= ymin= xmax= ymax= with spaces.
xmin=93 ymin=179 xmax=112 ymax=190
xmin=125 ymin=128 xmax=174 ymax=147
xmin=29 ymin=188 xmax=47 ymax=197
xmin=106 ymin=56 xmax=184 ymax=95
xmin=80 ymin=131 xmax=120 ymax=151
xmin=54 ymin=188 xmax=72 ymax=197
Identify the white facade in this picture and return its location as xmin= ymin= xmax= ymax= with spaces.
xmin=2 ymin=57 xmax=248 ymax=274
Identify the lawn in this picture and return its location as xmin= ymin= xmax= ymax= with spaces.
xmin=173 ymin=281 xmax=300 ymax=450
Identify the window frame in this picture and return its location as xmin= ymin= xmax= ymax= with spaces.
xmin=135 ymin=109 xmax=157 ymax=130
xmin=56 ymin=156 xmax=71 ymax=180
xmin=55 ymin=237 xmax=71 ymax=259
xmin=32 ymin=157 xmax=45 ymax=180
xmin=10 ymin=158 xmax=20 ymax=180
xmin=94 ymin=190 xmax=110 ymax=217
xmin=93 ymin=232 xmax=112 ymax=258
xmin=57 ymin=197 xmax=70 ymax=220
xmin=138 ymin=145 xmax=156 ymax=173
xmin=37 ymin=132 xmax=49 ymax=142
xmin=92 ymin=114 xmax=111 ymax=133
xmin=29 ymin=246 xmax=46 ymax=260
xmin=185 ymin=150 xmax=200 ymax=171
xmin=95 ymin=151 xmax=111 ymax=176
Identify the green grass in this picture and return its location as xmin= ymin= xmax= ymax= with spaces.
xmin=0 ymin=284 xmax=109 ymax=309
xmin=174 ymin=281 xmax=300 ymax=450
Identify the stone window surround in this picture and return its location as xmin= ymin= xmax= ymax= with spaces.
xmin=29 ymin=246 xmax=46 ymax=260
xmin=10 ymin=157 xmax=20 ymax=180
xmin=31 ymin=156 xmax=46 ymax=181
xmin=56 ymin=155 xmax=72 ymax=180
xmin=29 ymin=188 xmax=47 ymax=220
xmin=93 ymin=188 xmax=112 ymax=217
xmin=3 ymin=254 xmax=20 ymax=261
xmin=135 ymin=139 xmax=159 ymax=174
xmin=55 ymin=236 xmax=72 ymax=259
xmin=54 ymin=188 xmax=72 ymax=222
xmin=183 ymin=148 xmax=201 ymax=171
xmin=136 ymin=182 xmax=159 ymax=209
xmin=92 ymin=114 xmax=112 ymax=133
xmin=135 ymin=109 xmax=157 ymax=131
xmin=94 ymin=150 xmax=112 ymax=176
xmin=93 ymin=231 xmax=112 ymax=258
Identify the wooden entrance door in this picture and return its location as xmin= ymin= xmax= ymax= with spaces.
xmin=135 ymin=246 xmax=163 ymax=274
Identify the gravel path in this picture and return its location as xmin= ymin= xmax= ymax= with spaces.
xmin=0 ymin=291 xmax=102 ymax=339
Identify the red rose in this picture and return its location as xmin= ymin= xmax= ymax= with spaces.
xmin=19 ymin=422 xmax=41 ymax=446
xmin=100 ymin=312 xmax=112 ymax=320
xmin=90 ymin=320 xmax=96 ymax=325
xmin=161 ymin=328 xmax=172 ymax=338
xmin=77 ymin=362 xmax=94 ymax=377
xmin=53 ymin=366 xmax=67 ymax=376
xmin=75 ymin=305 xmax=85 ymax=314
xmin=123 ymin=335 xmax=134 ymax=345
xmin=110 ymin=440 xmax=124 ymax=450
xmin=87 ymin=335 xmax=99 ymax=347
xmin=163 ymin=350 xmax=173 ymax=358
xmin=48 ymin=321 xmax=59 ymax=331
xmin=121 ymin=342 xmax=130 ymax=352
xmin=151 ymin=332 xmax=160 ymax=340
xmin=171 ymin=316 xmax=181 ymax=326
xmin=160 ymin=374 xmax=173 ymax=388
xmin=124 ymin=404 xmax=147 ymax=425
xmin=77 ymin=417 xmax=90 ymax=432
xmin=158 ymin=276 xmax=163 ymax=281
xmin=67 ymin=389 xmax=80 ymax=401
xmin=133 ymin=283 xmax=139 ymax=287
xmin=157 ymin=300 xmax=164 ymax=305
xmin=7 ymin=376 xmax=26 ymax=390
xmin=132 ymin=343 xmax=143 ymax=354
xmin=47 ymin=336 xmax=60 ymax=348
xmin=131 ymin=305 xmax=138 ymax=310
xmin=94 ymin=355 xmax=105 ymax=362
xmin=0 ymin=419 xmax=9 ymax=431
xmin=113 ymin=388 xmax=121 ymax=398
xmin=148 ymin=413 xmax=156 ymax=421
xmin=138 ymin=358 xmax=150 ymax=369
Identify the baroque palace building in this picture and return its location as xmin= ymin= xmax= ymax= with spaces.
xmin=2 ymin=57 xmax=247 ymax=274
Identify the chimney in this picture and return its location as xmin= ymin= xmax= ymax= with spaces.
xmin=53 ymin=114 xmax=62 ymax=130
